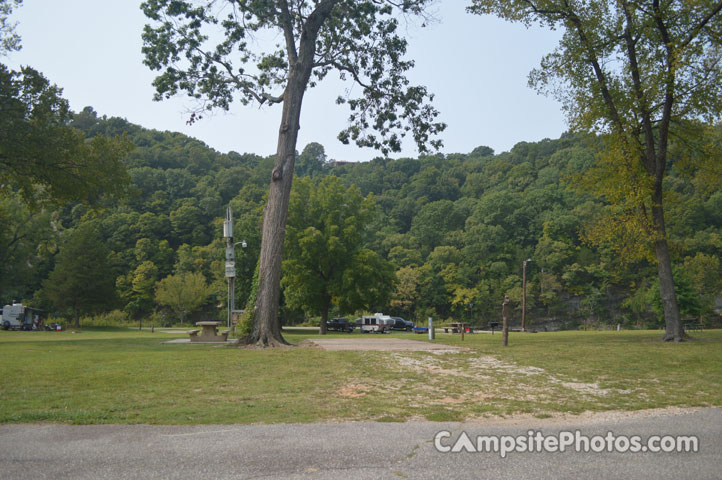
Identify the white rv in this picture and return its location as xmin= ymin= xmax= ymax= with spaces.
xmin=2 ymin=303 xmax=40 ymax=330
xmin=356 ymin=313 xmax=394 ymax=333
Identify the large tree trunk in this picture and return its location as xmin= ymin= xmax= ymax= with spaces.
xmin=248 ymin=1 xmax=340 ymax=347
xmin=651 ymin=187 xmax=683 ymax=342
xmin=250 ymin=82 xmax=306 ymax=347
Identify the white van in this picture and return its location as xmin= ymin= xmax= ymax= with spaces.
xmin=356 ymin=313 xmax=394 ymax=333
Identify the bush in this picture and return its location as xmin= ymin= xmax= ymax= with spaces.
xmin=79 ymin=310 xmax=133 ymax=327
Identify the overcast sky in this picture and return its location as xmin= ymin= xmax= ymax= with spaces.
xmin=6 ymin=1 xmax=567 ymax=162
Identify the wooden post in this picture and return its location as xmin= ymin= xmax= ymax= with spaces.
xmin=502 ymin=296 xmax=510 ymax=347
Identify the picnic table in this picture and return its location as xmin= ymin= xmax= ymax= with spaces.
xmin=188 ymin=321 xmax=229 ymax=343
xmin=443 ymin=323 xmax=473 ymax=334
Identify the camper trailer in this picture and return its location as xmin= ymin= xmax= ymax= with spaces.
xmin=356 ymin=313 xmax=394 ymax=333
xmin=1 ymin=303 xmax=42 ymax=330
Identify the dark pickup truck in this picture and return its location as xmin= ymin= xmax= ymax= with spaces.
xmin=391 ymin=317 xmax=414 ymax=331
xmin=326 ymin=317 xmax=355 ymax=333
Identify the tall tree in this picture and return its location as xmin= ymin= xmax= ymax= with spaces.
xmin=282 ymin=176 xmax=394 ymax=334
xmin=42 ymin=223 xmax=117 ymax=327
xmin=470 ymin=0 xmax=722 ymax=341
xmin=141 ymin=0 xmax=444 ymax=346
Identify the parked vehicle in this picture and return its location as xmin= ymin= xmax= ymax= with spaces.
xmin=326 ymin=317 xmax=355 ymax=333
xmin=356 ymin=313 xmax=394 ymax=333
xmin=1 ymin=303 xmax=43 ymax=331
xmin=391 ymin=317 xmax=414 ymax=331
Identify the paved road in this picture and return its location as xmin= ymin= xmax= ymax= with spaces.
xmin=1 ymin=408 xmax=719 ymax=479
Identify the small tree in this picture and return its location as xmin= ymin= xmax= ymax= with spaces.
xmin=282 ymin=176 xmax=394 ymax=334
xmin=390 ymin=266 xmax=421 ymax=319
xmin=155 ymin=271 xmax=212 ymax=325
xmin=43 ymin=223 xmax=117 ymax=328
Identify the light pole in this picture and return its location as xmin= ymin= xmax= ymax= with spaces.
xmin=522 ymin=258 xmax=531 ymax=332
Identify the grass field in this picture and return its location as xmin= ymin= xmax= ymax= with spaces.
xmin=1 ymin=328 xmax=720 ymax=424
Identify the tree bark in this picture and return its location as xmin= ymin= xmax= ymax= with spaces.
xmin=249 ymin=2 xmax=340 ymax=347
xmin=651 ymin=188 xmax=683 ymax=342
xmin=250 ymin=81 xmax=304 ymax=347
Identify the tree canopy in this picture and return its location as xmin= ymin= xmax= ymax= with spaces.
xmin=1 ymin=0 xmax=132 ymax=208
xmin=0 ymin=0 xmax=22 ymax=55
xmin=0 ymin=66 xmax=133 ymax=206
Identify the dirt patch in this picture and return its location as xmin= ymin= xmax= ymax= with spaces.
xmin=338 ymin=384 xmax=369 ymax=398
xmin=385 ymin=352 xmax=631 ymax=405
xmin=307 ymin=338 xmax=463 ymax=352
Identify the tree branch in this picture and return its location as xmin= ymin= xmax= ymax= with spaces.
xmin=276 ymin=0 xmax=299 ymax=65
xmin=651 ymin=0 xmax=675 ymax=180
xmin=622 ymin=0 xmax=657 ymax=175
xmin=681 ymin=1 xmax=722 ymax=49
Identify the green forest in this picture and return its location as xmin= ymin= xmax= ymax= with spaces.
xmin=2 ymin=108 xmax=720 ymax=330
xmin=2 ymin=0 xmax=721 ymax=338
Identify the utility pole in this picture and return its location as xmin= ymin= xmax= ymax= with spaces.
xmin=223 ymin=205 xmax=247 ymax=331
xmin=224 ymin=206 xmax=235 ymax=330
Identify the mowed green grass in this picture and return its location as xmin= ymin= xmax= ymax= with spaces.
xmin=0 ymin=327 xmax=720 ymax=424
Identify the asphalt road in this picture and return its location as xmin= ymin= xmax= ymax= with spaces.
xmin=1 ymin=408 xmax=719 ymax=480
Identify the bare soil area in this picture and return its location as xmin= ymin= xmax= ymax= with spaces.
xmin=306 ymin=337 xmax=463 ymax=352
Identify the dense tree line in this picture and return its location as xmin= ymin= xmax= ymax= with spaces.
xmin=2 ymin=110 xmax=720 ymax=329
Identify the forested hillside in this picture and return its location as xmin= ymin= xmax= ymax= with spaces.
xmin=2 ymin=108 xmax=720 ymax=329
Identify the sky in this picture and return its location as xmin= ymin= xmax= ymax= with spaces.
xmin=6 ymin=1 xmax=567 ymax=163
